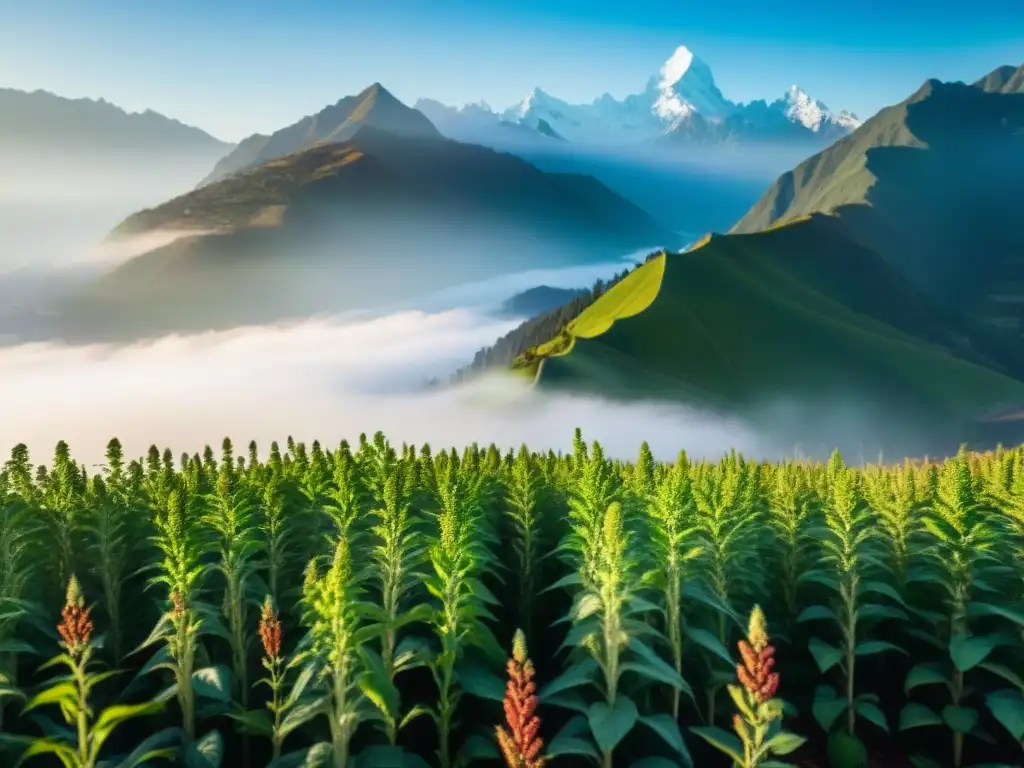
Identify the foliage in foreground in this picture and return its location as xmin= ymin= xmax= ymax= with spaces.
xmin=0 ymin=433 xmax=1023 ymax=767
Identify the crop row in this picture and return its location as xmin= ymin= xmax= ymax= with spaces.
xmin=1 ymin=432 xmax=1023 ymax=767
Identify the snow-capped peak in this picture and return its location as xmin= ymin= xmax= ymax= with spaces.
xmin=832 ymin=109 xmax=863 ymax=130
xmin=509 ymin=87 xmax=553 ymax=120
xmin=424 ymin=43 xmax=861 ymax=148
xmin=779 ymin=85 xmax=828 ymax=131
xmin=774 ymin=85 xmax=863 ymax=133
xmin=659 ymin=46 xmax=696 ymax=90
xmin=651 ymin=46 xmax=732 ymax=125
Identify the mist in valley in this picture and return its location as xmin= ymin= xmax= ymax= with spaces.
xmin=0 ymin=142 xmax=953 ymax=468
xmin=514 ymin=141 xmax=818 ymax=234
xmin=0 ymin=303 xmax=775 ymax=468
xmin=0 ymin=146 xmax=229 ymax=276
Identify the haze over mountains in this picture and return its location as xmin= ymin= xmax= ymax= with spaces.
xmin=56 ymin=83 xmax=675 ymax=338
xmin=416 ymin=46 xmax=862 ymax=149
xmin=0 ymin=88 xmax=231 ymax=206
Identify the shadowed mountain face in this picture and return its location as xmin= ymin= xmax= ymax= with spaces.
xmin=199 ymin=83 xmax=440 ymax=186
xmin=732 ymin=64 xmax=1024 ymax=346
xmin=522 ymin=217 xmax=1024 ymax=455
xmin=63 ymin=121 xmax=676 ymax=340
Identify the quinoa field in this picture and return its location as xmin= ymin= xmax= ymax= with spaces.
xmin=1 ymin=431 xmax=1024 ymax=768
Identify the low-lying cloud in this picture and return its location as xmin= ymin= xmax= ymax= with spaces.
xmin=80 ymin=229 xmax=220 ymax=267
xmin=0 ymin=306 xmax=762 ymax=467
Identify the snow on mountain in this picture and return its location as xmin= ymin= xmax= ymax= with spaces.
xmin=422 ymin=45 xmax=860 ymax=148
xmin=500 ymin=87 xmax=650 ymax=144
xmin=769 ymin=85 xmax=863 ymax=134
xmin=651 ymin=46 xmax=733 ymax=125
xmin=413 ymin=97 xmax=561 ymax=146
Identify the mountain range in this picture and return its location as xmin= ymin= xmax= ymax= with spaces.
xmin=0 ymin=87 xmax=233 ymax=211
xmin=484 ymin=61 xmax=1024 ymax=451
xmin=415 ymin=46 xmax=862 ymax=149
xmin=7 ymin=54 xmax=1024 ymax=451
xmin=0 ymin=87 xmax=231 ymax=155
xmin=62 ymin=84 xmax=675 ymax=338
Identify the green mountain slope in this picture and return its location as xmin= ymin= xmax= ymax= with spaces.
xmin=67 ymin=123 xmax=676 ymax=339
xmin=199 ymin=83 xmax=440 ymax=185
xmin=731 ymin=64 xmax=1024 ymax=347
xmin=525 ymin=216 xmax=1024 ymax=452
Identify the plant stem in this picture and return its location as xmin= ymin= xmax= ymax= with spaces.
xmin=331 ymin=661 xmax=351 ymax=768
xmin=667 ymin=572 xmax=682 ymax=720
xmin=844 ymin=574 xmax=859 ymax=736
xmin=951 ymin=668 xmax=964 ymax=768
xmin=175 ymin=613 xmax=196 ymax=746
xmin=74 ymin=657 xmax=90 ymax=767
xmin=271 ymin=663 xmax=283 ymax=761
xmin=437 ymin=632 xmax=456 ymax=768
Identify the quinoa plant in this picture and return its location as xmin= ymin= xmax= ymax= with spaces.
xmin=504 ymin=446 xmax=546 ymax=638
xmin=260 ymin=476 xmax=292 ymax=608
xmin=0 ymin=463 xmax=40 ymax=732
xmin=564 ymin=441 xmax=620 ymax=592
xmin=202 ymin=464 xmax=259 ymax=709
xmin=85 ymin=438 xmax=142 ymax=667
xmin=901 ymin=452 xmax=1005 ymax=768
xmin=357 ymin=452 xmax=432 ymax=749
xmin=690 ymin=456 xmax=761 ymax=725
xmin=135 ymin=485 xmax=231 ymax=760
xmin=322 ymin=443 xmax=361 ymax=540
xmin=862 ymin=461 xmax=925 ymax=592
xmin=545 ymin=502 xmax=691 ymax=767
xmin=765 ymin=462 xmax=818 ymax=623
xmin=41 ymin=441 xmax=85 ymax=602
xmin=299 ymin=537 xmax=383 ymax=768
xmin=425 ymin=452 xmax=491 ymax=768
xmin=693 ymin=605 xmax=806 ymax=767
xmin=642 ymin=450 xmax=703 ymax=719
xmin=2 ymin=576 xmax=176 ymax=767
xmin=496 ymin=630 xmax=545 ymax=768
xmin=798 ymin=466 xmax=907 ymax=767
xmin=229 ymin=596 xmax=329 ymax=763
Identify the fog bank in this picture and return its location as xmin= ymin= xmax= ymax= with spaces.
xmin=0 ymin=307 xmax=762 ymax=467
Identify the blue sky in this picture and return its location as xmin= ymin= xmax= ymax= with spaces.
xmin=1 ymin=0 xmax=1021 ymax=141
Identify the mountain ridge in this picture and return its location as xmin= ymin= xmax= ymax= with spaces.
xmin=200 ymin=83 xmax=440 ymax=186
xmin=467 ymin=62 xmax=1024 ymax=453
xmin=69 ymin=118 xmax=677 ymax=340
xmin=517 ymin=216 xmax=1024 ymax=453
xmin=419 ymin=45 xmax=862 ymax=148
xmin=0 ymin=87 xmax=231 ymax=152
xmin=731 ymin=62 xmax=1024 ymax=348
